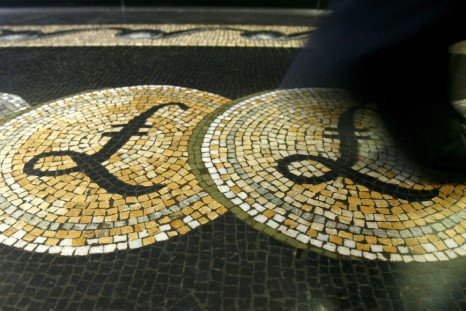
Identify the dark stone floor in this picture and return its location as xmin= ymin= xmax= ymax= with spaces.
xmin=0 ymin=6 xmax=321 ymax=26
xmin=1 ymin=212 xmax=465 ymax=311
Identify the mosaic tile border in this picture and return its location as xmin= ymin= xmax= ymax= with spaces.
xmin=194 ymin=88 xmax=466 ymax=263
xmin=0 ymin=24 xmax=312 ymax=48
xmin=0 ymin=85 xmax=230 ymax=255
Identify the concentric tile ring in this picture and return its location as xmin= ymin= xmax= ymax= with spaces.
xmin=0 ymin=85 xmax=230 ymax=255
xmin=199 ymin=88 xmax=466 ymax=262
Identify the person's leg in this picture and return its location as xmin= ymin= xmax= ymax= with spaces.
xmin=282 ymin=0 xmax=466 ymax=178
xmin=282 ymin=0 xmax=465 ymax=91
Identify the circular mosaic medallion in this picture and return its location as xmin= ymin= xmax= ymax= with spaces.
xmin=0 ymin=85 xmax=230 ymax=255
xmin=200 ymin=89 xmax=466 ymax=262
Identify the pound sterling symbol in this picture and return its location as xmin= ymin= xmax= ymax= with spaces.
xmin=276 ymin=107 xmax=439 ymax=202
xmin=24 ymin=102 xmax=188 ymax=197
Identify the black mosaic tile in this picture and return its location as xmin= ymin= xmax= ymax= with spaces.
xmin=0 ymin=47 xmax=298 ymax=105
xmin=1 ymin=212 xmax=461 ymax=310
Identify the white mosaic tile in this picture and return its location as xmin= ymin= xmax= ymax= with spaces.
xmin=0 ymin=93 xmax=30 ymax=119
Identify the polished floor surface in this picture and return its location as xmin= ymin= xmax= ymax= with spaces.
xmin=0 ymin=7 xmax=465 ymax=310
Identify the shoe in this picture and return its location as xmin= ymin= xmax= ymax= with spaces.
xmin=377 ymin=102 xmax=466 ymax=181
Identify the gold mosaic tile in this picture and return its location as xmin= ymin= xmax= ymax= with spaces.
xmin=201 ymin=88 xmax=466 ymax=262
xmin=0 ymin=85 xmax=230 ymax=255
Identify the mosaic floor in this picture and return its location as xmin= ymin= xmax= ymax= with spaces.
xmin=198 ymin=89 xmax=465 ymax=262
xmin=0 ymin=7 xmax=465 ymax=310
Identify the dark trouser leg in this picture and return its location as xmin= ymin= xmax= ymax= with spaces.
xmin=282 ymin=0 xmax=466 ymax=177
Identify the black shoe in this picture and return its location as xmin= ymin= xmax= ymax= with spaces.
xmin=376 ymin=103 xmax=466 ymax=181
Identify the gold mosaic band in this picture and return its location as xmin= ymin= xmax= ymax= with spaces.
xmin=0 ymin=24 xmax=311 ymax=48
